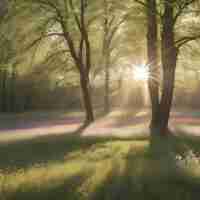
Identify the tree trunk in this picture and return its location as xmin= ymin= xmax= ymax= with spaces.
xmin=158 ymin=0 xmax=177 ymax=135
xmin=1 ymin=69 xmax=7 ymax=112
xmin=159 ymin=68 xmax=176 ymax=134
xmin=102 ymin=0 xmax=111 ymax=113
xmin=80 ymin=72 xmax=94 ymax=124
xmin=146 ymin=0 xmax=160 ymax=134
xmin=10 ymin=64 xmax=17 ymax=112
xmin=147 ymin=0 xmax=178 ymax=135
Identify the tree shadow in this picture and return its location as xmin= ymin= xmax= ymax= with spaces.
xmin=90 ymin=137 xmax=200 ymax=200
xmin=9 ymin=169 xmax=92 ymax=200
xmin=125 ymin=137 xmax=200 ymax=200
xmin=0 ymin=132 xmax=120 ymax=171
xmin=2 ymin=133 xmax=200 ymax=200
xmin=0 ymin=125 xmax=142 ymax=171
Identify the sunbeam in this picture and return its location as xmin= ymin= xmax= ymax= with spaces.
xmin=133 ymin=64 xmax=150 ymax=81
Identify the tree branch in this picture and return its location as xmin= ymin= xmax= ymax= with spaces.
xmin=134 ymin=0 xmax=161 ymax=17
xmin=35 ymin=0 xmax=64 ymax=22
xmin=173 ymin=0 xmax=197 ymax=26
xmin=175 ymin=34 xmax=200 ymax=49
xmin=68 ymin=0 xmax=82 ymax=32
xmin=26 ymin=32 xmax=64 ymax=51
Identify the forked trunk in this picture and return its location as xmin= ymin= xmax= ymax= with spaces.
xmin=147 ymin=0 xmax=178 ymax=135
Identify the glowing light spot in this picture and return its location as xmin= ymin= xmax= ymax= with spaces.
xmin=133 ymin=64 xmax=149 ymax=81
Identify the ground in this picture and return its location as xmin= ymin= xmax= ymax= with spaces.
xmin=0 ymin=108 xmax=200 ymax=200
xmin=1 ymin=108 xmax=200 ymax=142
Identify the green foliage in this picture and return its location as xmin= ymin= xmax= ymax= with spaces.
xmin=1 ymin=0 xmax=200 ymax=111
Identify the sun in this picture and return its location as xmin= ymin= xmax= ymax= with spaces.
xmin=133 ymin=64 xmax=149 ymax=81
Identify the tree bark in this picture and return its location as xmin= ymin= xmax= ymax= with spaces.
xmin=146 ymin=0 xmax=160 ymax=133
xmin=146 ymin=0 xmax=178 ymax=135
xmin=1 ymin=69 xmax=7 ymax=112
xmin=159 ymin=0 xmax=178 ymax=135
xmin=80 ymin=70 xmax=94 ymax=123
xmin=62 ymin=0 xmax=95 ymax=124
xmin=159 ymin=68 xmax=176 ymax=134
xmin=103 ymin=0 xmax=111 ymax=113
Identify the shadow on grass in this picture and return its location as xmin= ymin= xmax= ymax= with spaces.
xmin=0 ymin=126 xmax=144 ymax=171
xmin=0 ymin=132 xmax=121 ymax=171
xmin=7 ymin=170 xmax=92 ymax=200
xmin=90 ymin=136 xmax=200 ymax=200
xmin=2 ymin=130 xmax=200 ymax=200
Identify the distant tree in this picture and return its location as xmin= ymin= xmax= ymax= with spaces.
xmin=89 ymin=0 xmax=144 ymax=112
xmin=101 ymin=0 xmax=132 ymax=113
xmin=0 ymin=0 xmax=17 ymax=113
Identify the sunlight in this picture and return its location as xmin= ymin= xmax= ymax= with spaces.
xmin=133 ymin=64 xmax=149 ymax=81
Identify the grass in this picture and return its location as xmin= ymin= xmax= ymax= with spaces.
xmin=1 ymin=131 xmax=200 ymax=199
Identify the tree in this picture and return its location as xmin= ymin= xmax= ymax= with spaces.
xmin=139 ymin=0 xmax=200 ymax=135
xmin=0 ymin=0 xmax=17 ymax=113
xmin=98 ymin=0 xmax=133 ymax=113
xmin=158 ymin=0 xmax=178 ymax=134
xmin=16 ymin=0 xmax=96 ymax=124
xmin=159 ymin=0 xmax=200 ymax=134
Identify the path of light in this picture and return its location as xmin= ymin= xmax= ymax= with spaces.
xmin=133 ymin=64 xmax=149 ymax=81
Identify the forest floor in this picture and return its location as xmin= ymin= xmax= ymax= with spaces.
xmin=0 ymin=107 xmax=200 ymax=143
xmin=0 ymin=108 xmax=200 ymax=199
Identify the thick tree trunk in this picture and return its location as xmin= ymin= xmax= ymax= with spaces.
xmin=146 ymin=0 xmax=160 ymax=134
xmin=80 ymin=72 xmax=94 ymax=124
xmin=158 ymin=0 xmax=177 ymax=135
xmin=159 ymin=68 xmax=176 ymax=134
xmin=147 ymin=0 xmax=178 ymax=135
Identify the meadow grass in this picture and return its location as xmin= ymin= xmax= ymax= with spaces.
xmin=0 ymin=132 xmax=200 ymax=200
